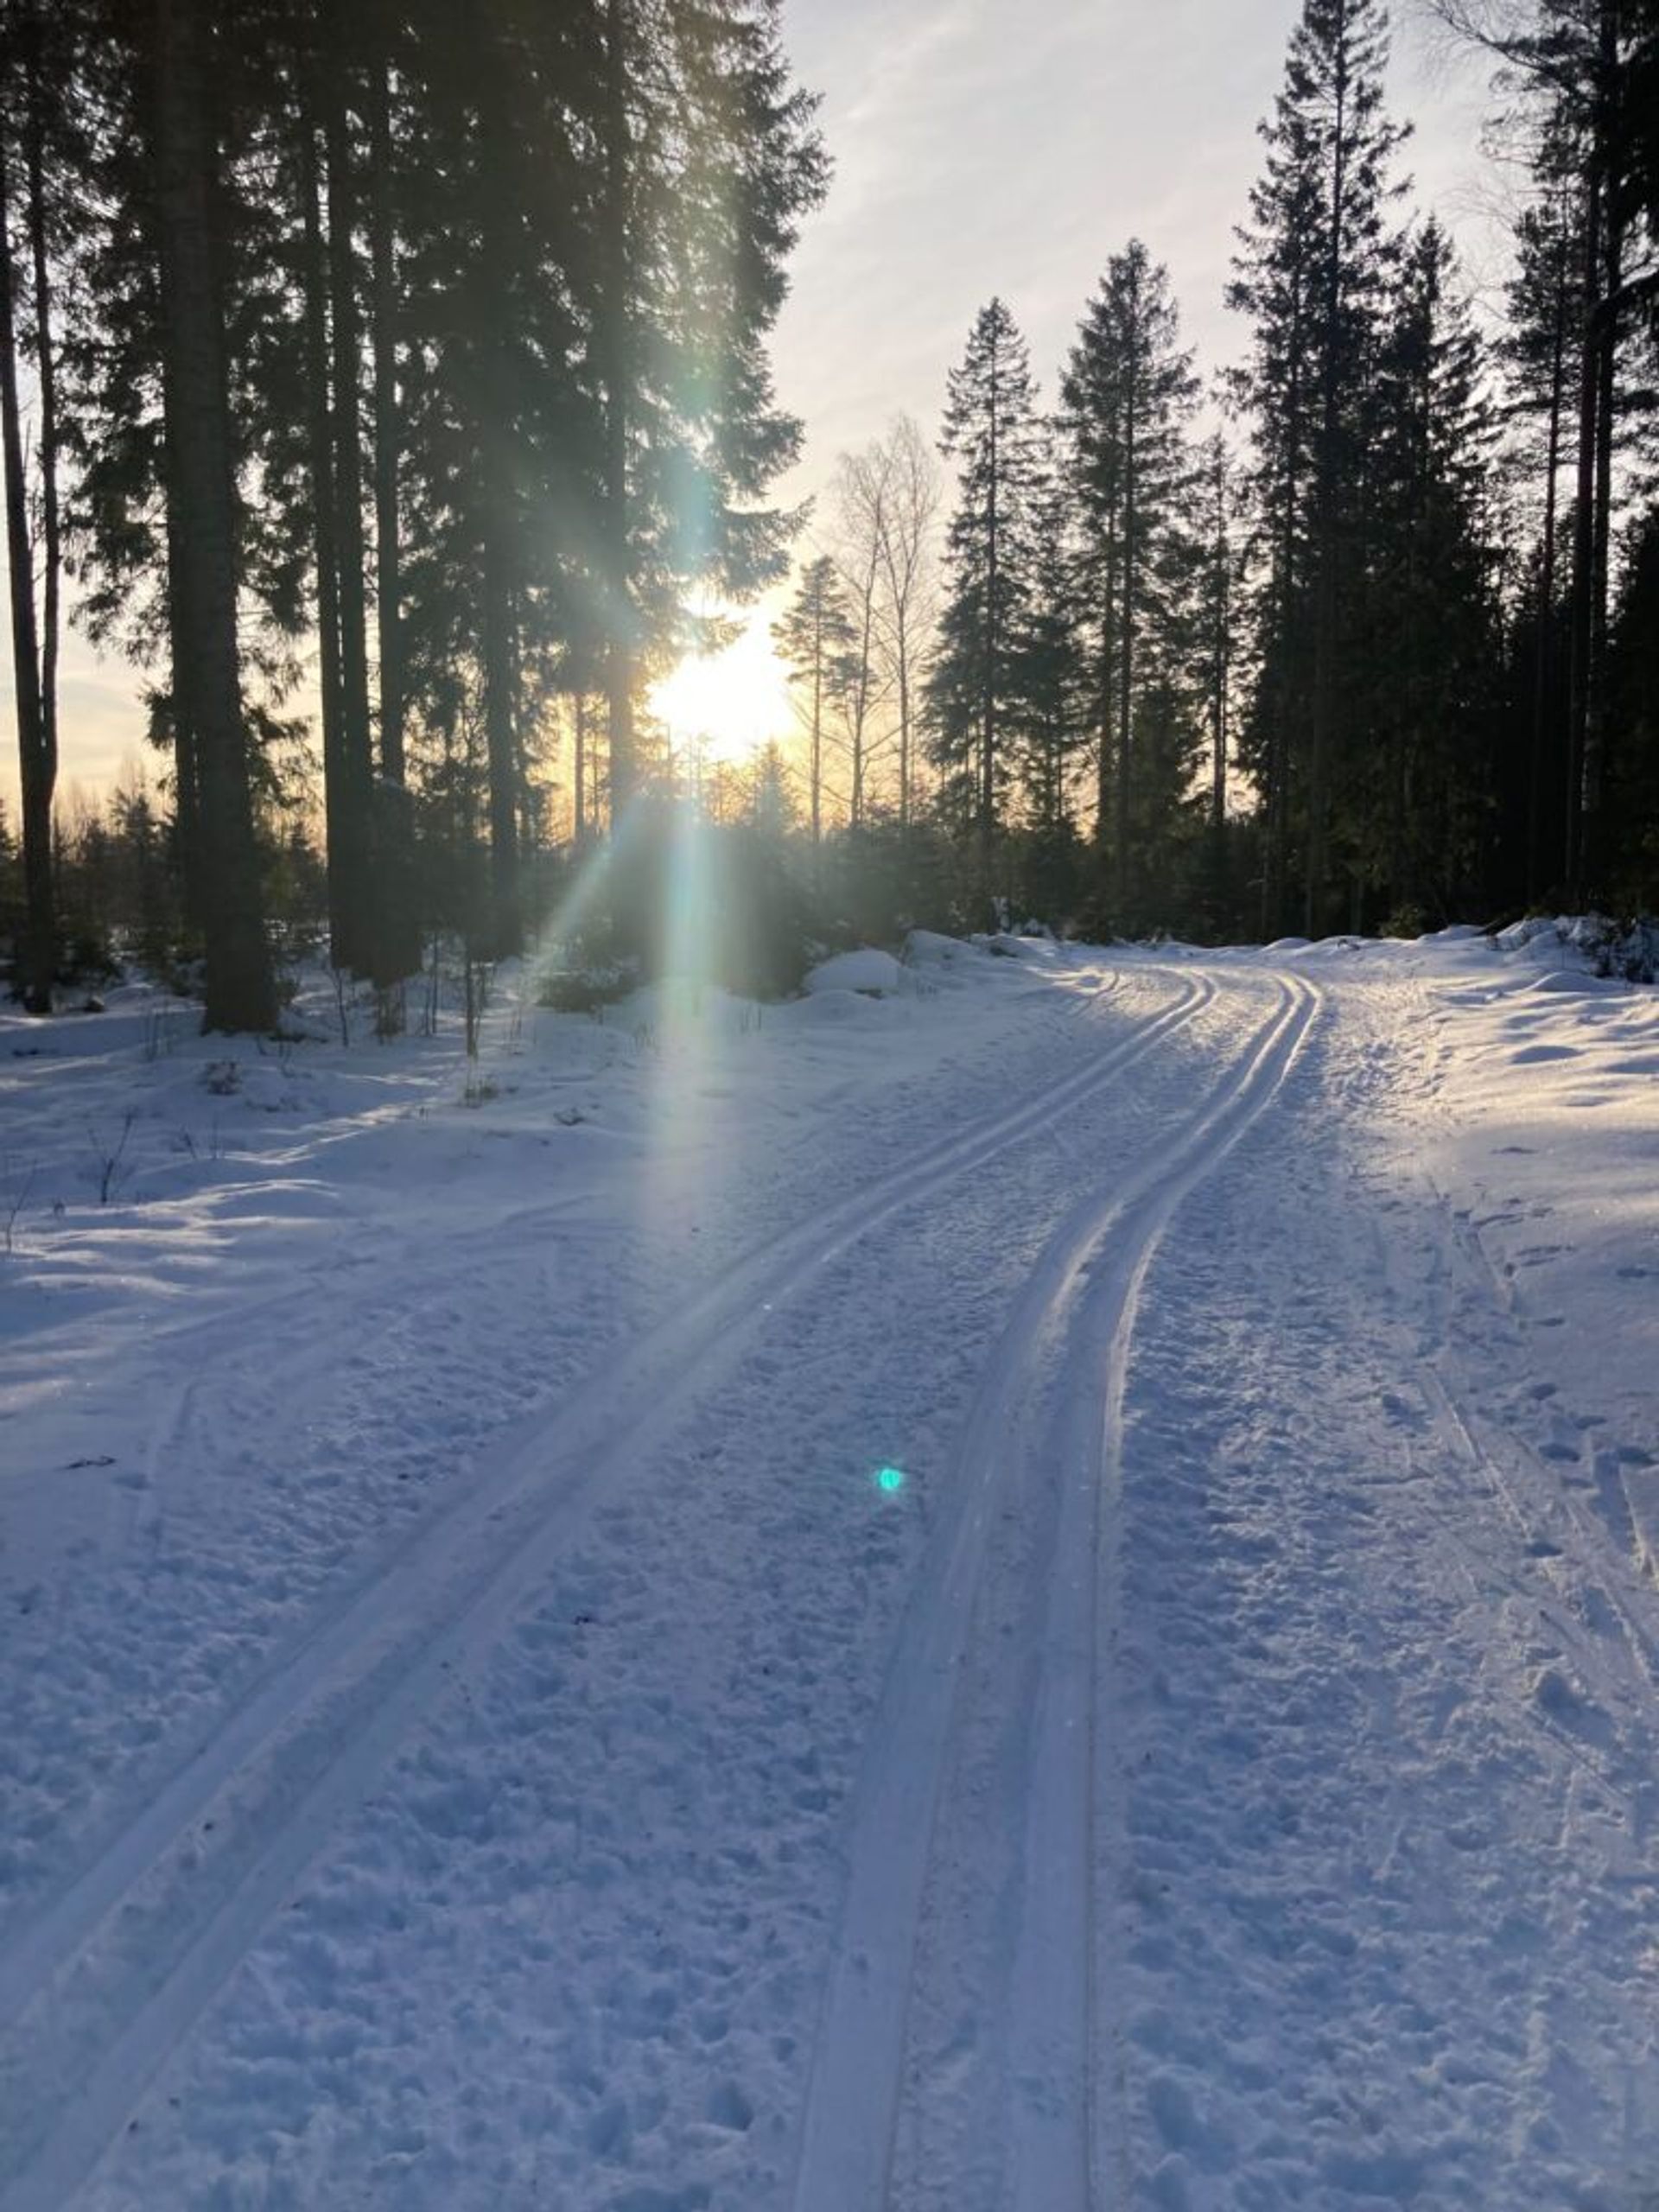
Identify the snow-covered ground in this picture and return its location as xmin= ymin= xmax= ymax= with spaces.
xmin=1 ymin=925 xmax=1655 ymax=2211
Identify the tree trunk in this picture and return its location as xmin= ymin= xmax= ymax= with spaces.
xmin=1211 ymin=472 xmax=1229 ymax=840
xmin=1565 ymin=84 xmax=1607 ymax=906
xmin=367 ymin=58 xmax=403 ymax=785
xmin=981 ymin=351 xmax=998 ymax=894
xmin=300 ymin=108 xmax=351 ymax=969
xmin=1306 ymin=41 xmax=1350 ymax=938
xmin=1095 ymin=513 xmax=1117 ymax=854
xmin=481 ymin=518 xmax=519 ymax=955
xmin=1527 ymin=238 xmax=1567 ymax=906
xmin=1116 ymin=358 xmax=1137 ymax=919
xmin=162 ymin=499 xmax=202 ymax=930
xmin=326 ymin=73 xmax=376 ymax=970
xmin=151 ymin=0 xmax=274 ymax=1031
xmin=1581 ymin=195 xmax=1621 ymax=886
xmin=20 ymin=0 xmax=58 ymax=1007
xmin=896 ymin=640 xmax=911 ymax=830
xmin=601 ymin=0 xmax=635 ymax=822
xmin=0 ymin=118 xmax=52 ymax=1012
xmin=573 ymin=692 xmax=587 ymax=842
xmin=810 ymin=601 xmax=823 ymax=845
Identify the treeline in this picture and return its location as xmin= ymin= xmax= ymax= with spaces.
xmin=779 ymin=0 xmax=1659 ymax=942
xmin=1 ymin=0 xmax=824 ymax=1023
xmin=3 ymin=0 xmax=1657 ymax=1027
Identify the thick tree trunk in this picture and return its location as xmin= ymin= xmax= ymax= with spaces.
xmin=601 ymin=0 xmax=635 ymax=823
xmin=20 ymin=0 xmax=58 ymax=1007
xmin=0 ymin=122 xmax=52 ymax=1012
xmin=162 ymin=500 xmax=202 ymax=929
xmin=151 ymin=0 xmax=274 ymax=1031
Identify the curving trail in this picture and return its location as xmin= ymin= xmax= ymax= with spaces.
xmin=6 ymin=941 xmax=1652 ymax=2212
xmin=788 ymin=976 xmax=1317 ymax=2212
xmin=0 ymin=961 xmax=1204 ymax=2212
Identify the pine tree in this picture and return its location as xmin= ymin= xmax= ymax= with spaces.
xmin=773 ymin=554 xmax=855 ymax=846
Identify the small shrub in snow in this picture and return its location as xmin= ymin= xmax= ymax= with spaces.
xmin=2 ymin=1160 xmax=35 ymax=1255
xmin=537 ymin=960 xmax=640 ymax=1014
xmin=86 ymin=1109 xmax=137 ymax=1205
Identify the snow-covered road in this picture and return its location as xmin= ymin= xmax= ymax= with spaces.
xmin=2 ymin=933 xmax=1656 ymax=2209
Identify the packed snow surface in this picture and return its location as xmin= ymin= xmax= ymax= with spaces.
xmin=1 ymin=931 xmax=1656 ymax=2210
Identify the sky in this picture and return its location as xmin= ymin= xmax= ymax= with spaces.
xmin=5 ymin=0 xmax=1503 ymax=812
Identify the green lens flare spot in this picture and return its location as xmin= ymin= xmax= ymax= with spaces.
xmin=875 ymin=1465 xmax=906 ymax=1495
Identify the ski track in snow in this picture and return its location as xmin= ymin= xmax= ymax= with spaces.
xmin=0 ymin=957 xmax=1206 ymax=2212
xmin=789 ymin=976 xmax=1318 ymax=2212
xmin=2 ymin=934 xmax=1656 ymax=2211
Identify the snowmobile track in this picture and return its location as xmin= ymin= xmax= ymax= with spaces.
xmin=0 ymin=963 xmax=1211 ymax=2212
xmin=788 ymin=970 xmax=1318 ymax=2212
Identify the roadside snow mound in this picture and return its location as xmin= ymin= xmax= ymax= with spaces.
xmin=978 ymin=931 xmax=1062 ymax=961
xmin=1493 ymin=912 xmax=1658 ymax=983
xmin=804 ymin=947 xmax=906 ymax=997
xmin=903 ymin=930 xmax=976 ymax=967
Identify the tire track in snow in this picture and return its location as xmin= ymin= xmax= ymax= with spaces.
xmin=788 ymin=971 xmax=1318 ymax=2212
xmin=0 ymin=965 xmax=1209 ymax=2212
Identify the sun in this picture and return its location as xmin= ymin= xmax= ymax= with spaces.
xmin=649 ymin=611 xmax=793 ymax=766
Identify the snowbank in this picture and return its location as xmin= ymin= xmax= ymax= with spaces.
xmin=803 ymin=946 xmax=908 ymax=996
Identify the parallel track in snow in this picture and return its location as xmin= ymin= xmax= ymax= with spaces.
xmin=788 ymin=971 xmax=1319 ymax=2212
xmin=0 ymin=963 xmax=1211 ymax=2212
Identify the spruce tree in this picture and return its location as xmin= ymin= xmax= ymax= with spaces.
xmin=926 ymin=297 xmax=1044 ymax=893
xmin=1008 ymin=450 xmax=1088 ymax=913
xmin=1060 ymin=240 xmax=1198 ymax=919
xmin=1230 ymin=0 xmax=1407 ymax=933
xmin=1360 ymin=217 xmax=1502 ymax=922
xmin=1505 ymin=188 xmax=1580 ymax=902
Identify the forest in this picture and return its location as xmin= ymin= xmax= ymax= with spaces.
xmin=2 ymin=0 xmax=1657 ymax=1029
